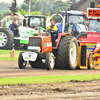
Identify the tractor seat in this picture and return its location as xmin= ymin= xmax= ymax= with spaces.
xmin=55 ymin=23 xmax=62 ymax=33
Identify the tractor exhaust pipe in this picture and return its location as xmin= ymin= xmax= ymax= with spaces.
xmin=38 ymin=28 xmax=40 ymax=36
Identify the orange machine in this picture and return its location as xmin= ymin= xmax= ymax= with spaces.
xmin=18 ymin=30 xmax=78 ymax=70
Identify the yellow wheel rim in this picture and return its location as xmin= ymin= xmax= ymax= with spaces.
xmin=90 ymin=57 xmax=93 ymax=67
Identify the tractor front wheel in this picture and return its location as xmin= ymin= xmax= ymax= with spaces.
xmin=18 ymin=52 xmax=27 ymax=69
xmin=76 ymin=32 xmax=87 ymax=40
xmin=88 ymin=53 xmax=94 ymax=69
xmin=30 ymin=59 xmax=45 ymax=68
xmin=45 ymin=53 xmax=55 ymax=70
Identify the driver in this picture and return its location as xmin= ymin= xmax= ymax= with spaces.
xmin=46 ymin=20 xmax=58 ymax=46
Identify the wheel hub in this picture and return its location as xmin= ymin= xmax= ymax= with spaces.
xmin=90 ymin=57 xmax=93 ymax=67
xmin=23 ymin=62 xmax=26 ymax=66
xmin=0 ymin=37 xmax=3 ymax=41
xmin=70 ymin=42 xmax=77 ymax=66
xmin=50 ymin=56 xmax=54 ymax=69
xmin=0 ymin=32 xmax=8 ymax=47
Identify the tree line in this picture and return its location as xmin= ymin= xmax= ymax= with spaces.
xmin=0 ymin=0 xmax=70 ymax=19
xmin=20 ymin=0 xmax=69 ymax=15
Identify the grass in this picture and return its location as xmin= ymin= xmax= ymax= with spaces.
xmin=0 ymin=74 xmax=100 ymax=85
xmin=0 ymin=50 xmax=27 ymax=61
xmin=0 ymin=57 xmax=18 ymax=60
xmin=0 ymin=50 xmax=26 ymax=54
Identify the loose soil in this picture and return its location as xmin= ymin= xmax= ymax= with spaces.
xmin=0 ymin=80 xmax=100 ymax=100
xmin=0 ymin=61 xmax=100 ymax=100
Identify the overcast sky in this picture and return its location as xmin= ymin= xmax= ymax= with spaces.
xmin=0 ymin=0 xmax=69 ymax=5
xmin=0 ymin=0 xmax=24 ymax=5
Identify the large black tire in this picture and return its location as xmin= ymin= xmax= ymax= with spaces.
xmin=18 ymin=52 xmax=27 ymax=69
xmin=45 ymin=53 xmax=55 ymax=70
xmin=14 ymin=43 xmax=22 ymax=50
xmin=0 ymin=28 xmax=14 ymax=49
xmin=76 ymin=32 xmax=87 ymax=40
xmin=57 ymin=35 xmax=78 ymax=69
xmin=14 ymin=39 xmax=22 ymax=50
xmin=30 ymin=59 xmax=45 ymax=68
xmin=20 ymin=44 xmax=28 ymax=50
xmin=88 ymin=53 xmax=94 ymax=69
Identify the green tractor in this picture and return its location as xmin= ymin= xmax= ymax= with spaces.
xmin=0 ymin=15 xmax=50 ymax=49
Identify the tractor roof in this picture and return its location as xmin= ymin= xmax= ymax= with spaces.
xmin=59 ymin=10 xmax=86 ymax=15
xmin=24 ymin=15 xmax=48 ymax=18
xmin=67 ymin=10 xmax=85 ymax=15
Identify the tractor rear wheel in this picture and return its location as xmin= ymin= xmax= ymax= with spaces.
xmin=45 ymin=53 xmax=55 ymax=70
xmin=88 ymin=53 xmax=94 ymax=69
xmin=18 ymin=52 xmax=27 ymax=69
xmin=76 ymin=32 xmax=87 ymax=40
xmin=57 ymin=35 xmax=78 ymax=69
xmin=0 ymin=28 xmax=14 ymax=49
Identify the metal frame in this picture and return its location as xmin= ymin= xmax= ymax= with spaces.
xmin=50 ymin=14 xmax=65 ymax=33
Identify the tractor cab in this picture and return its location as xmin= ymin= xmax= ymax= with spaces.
xmin=50 ymin=10 xmax=87 ymax=36
xmin=78 ymin=8 xmax=100 ymax=42
xmin=0 ymin=12 xmax=24 ymax=28
xmin=23 ymin=15 xmax=50 ymax=30
xmin=14 ymin=15 xmax=50 ymax=48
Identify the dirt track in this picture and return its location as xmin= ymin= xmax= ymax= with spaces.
xmin=0 ymin=61 xmax=100 ymax=100
xmin=0 ymin=61 xmax=100 ymax=78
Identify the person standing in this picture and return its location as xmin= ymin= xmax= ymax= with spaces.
xmin=9 ymin=20 xmax=19 ymax=37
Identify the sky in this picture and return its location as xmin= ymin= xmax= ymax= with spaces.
xmin=0 ymin=0 xmax=79 ymax=5
xmin=0 ymin=0 xmax=70 ymax=5
xmin=0 ymin=0 xmax=24 ymax=5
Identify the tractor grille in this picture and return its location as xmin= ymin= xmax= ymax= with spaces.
xmin=29 ymin=38 xmax=41 ymax=47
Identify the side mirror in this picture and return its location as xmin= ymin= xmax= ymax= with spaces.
xmin=23 ymin=19 xmax=26 ymax=26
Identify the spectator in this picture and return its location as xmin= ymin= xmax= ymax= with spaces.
xmin=9 ymin=20 xmax=19 ymax=37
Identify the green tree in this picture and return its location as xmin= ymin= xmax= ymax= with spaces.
xmin=20 ymin=0 xmax=42 ymax=12
xmin=20 ymin=0 xmax=69 ymax=15
xmin=18 ymin=9 xmax=41 ymax=15
xmin=1 ymin=10 xmax=11 ymax=19
xmin=46 ymin=0 xmax=69 ymax=15
xmin=0 ymin=2 xmax=11 ymax=13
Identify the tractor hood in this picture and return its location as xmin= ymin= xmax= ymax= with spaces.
xmin=74 ymin=24 xmax=86 ymax=33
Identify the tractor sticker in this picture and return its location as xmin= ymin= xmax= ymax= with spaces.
xmin=86 ymin=43 xmax=96 ymax=53
xmin=22 ymin=52 xmax=38 ymax=61
xmin=47 ymin=43 xmax=52 ymax=47
xmin=44 ymin=48 xmax=48 ymax=51
xmin=97 ymin=44 xmax=100 ymax=48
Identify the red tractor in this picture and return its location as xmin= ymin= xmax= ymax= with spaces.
xmin=18 ymin=28 xmax=79 ymax=70
xmin=76 ymin=7 xmax=100 ymax=69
